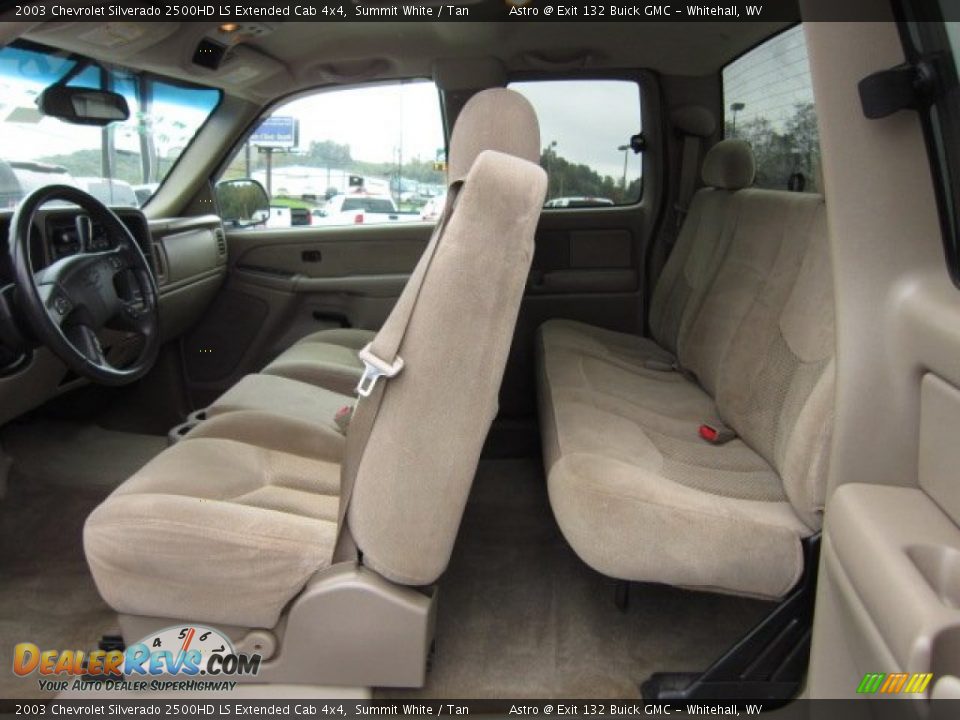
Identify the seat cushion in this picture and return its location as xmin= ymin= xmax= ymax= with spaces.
xmin=536 ymin=324 xmax=814 ymax=599
xmin=545 ymin=387 xmax=812 ymax=597
xmin=84 ymin=435 xmax=341 ymax=628
xmin=548 ymin=449 xmax=811 ymax=599
xmin=207 ymin=374 xmax=352 ymax=431
xmin=295 ymin=327 xmax=377 ymax=351
xmin=261 ymin=328 xmax=375 ymax=396
xmin=539 ymin=319 xmax=675 ymax=371
xmin=537 ymin=322 xmax=719 ymax=473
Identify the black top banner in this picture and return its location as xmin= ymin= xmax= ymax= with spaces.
xmin=0 ymin=0 xmax=956 ymax=23
xmin=3 ymin=698 xmax=960 ymax=718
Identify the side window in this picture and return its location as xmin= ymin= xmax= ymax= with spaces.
xmin=900 ymin=11 xmax=960 ymax=286
xmin=723 ymin=25 xmax=823 ymax=193
xmin=508 ymin=79 xmax=643 ymax=207
xmin=219 ymin=80 xmax=445 ymax=229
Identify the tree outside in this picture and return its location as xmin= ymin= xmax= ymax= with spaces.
xmin=728 ymin=102 xmax=822 ymax=193
xmin=540 ymin=144 xmax=642 ymax=205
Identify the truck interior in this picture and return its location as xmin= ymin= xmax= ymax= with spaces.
xmin=2 ymin=0 xmax=960 ymax=702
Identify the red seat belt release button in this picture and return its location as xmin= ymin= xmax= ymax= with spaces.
xmin=334 ymin=405 xmax=353 ymax=434
xmin=699 ymin=422 xmax=736 ymax=444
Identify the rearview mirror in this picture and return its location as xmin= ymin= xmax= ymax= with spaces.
xmin=216 ymin=179 xmax=270 ymax=229
xmin=37 ymin=86 xmax=130 ymax=127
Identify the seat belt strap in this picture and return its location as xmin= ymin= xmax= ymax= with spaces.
xmin=674 ymin=133 xmax=700 ymax=232
xmin=332 ymin=185 xmax=461 ymax=561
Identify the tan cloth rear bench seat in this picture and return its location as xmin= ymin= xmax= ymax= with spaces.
xmin=539 ymin=139 xmax=756 ymax=374
xmin=538 ymin=188 xmax=834 ymax=599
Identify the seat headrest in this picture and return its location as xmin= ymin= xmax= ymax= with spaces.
xmin=701 ymin=139 xmax=756 ymax=190
xmin=670 ymin=105 xmax=716 ymax=138
xmin=447 ymin=88 xmax=541 ymax=183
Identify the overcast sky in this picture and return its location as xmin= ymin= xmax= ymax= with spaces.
xmin=271 ymin=81 xmax=445 ymax=165
xmin=268 ymin=79 xmax=643 ymax=184
xmin=512 ymin=80 xmax=643 ymax=181
xmin=722 ymin=25 xmax=815 ymax=132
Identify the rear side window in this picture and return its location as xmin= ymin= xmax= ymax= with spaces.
xmin=899 ymin=8 xmax=960 ymax=286
xmin=508 ymin=79 xmax=643 ymax=207
xmin=723 ymin=25 xmax=822 ymax=193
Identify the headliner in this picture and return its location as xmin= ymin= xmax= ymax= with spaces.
xmin=6 ymin=19 xmax=789 ymax=103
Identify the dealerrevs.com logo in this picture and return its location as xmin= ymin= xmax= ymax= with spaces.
xmin=12 ymin=625 xmax=261 ymax=693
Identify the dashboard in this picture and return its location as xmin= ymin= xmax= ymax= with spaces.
xmin=0 ymin=207 xmax=153 ymax=285
xmin=45 ymin=213 xmax=143 ymax=260
xmin=0 ymin=205 xmax=228 ymax=425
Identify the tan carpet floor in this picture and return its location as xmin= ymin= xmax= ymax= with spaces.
xmin=383 ymin=458 xmax=774 ymax=699
xmin=0 ymin=420 xmax=164 ymax=699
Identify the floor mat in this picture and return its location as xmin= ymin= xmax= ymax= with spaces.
xmin=0 ymin=420 xmax=165 ymax=699
xmin=0 ymin=478 xmax=117 ymax=699
xmin=1 ymin=419 xmax=167 ymax=490
xmin=384 ymin=458 xmax=775 ymax=699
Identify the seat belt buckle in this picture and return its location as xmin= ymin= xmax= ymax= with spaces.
xmin=356 ymin=343 xmax=405 ymax=398
xmin=644 ymin=358 xmax=678 ymax=373
xmin=699 ymin=422 xmax=736 ymax=445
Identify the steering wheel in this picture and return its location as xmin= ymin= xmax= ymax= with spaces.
xmin=8 ymin=185 xmax=160 ymax=386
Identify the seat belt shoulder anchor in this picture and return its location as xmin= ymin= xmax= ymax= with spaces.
xmin=356 ymin=343 xmax=405 ymax=397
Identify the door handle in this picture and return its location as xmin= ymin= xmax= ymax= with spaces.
xmin=301 ymin=250 xmax=322 ymax=263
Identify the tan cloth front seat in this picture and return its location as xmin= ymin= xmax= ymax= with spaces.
xmin=83 ymin=89 xmax=548 ymax=629
xmin=259 ymin=327 xmax=374 ymax=397
xmin=199 ymin=96 xmax=562 ymax=426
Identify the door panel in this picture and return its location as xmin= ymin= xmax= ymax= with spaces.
xmin=504 ymin=204 xmax=648 ymax=417
xmin=183 ymin=201 xmax=650 ymax=413
xmin=181 ymin=223 xmax=432 ymax=402
xmin=231 ymin=228 xmax=429 ymax=278
xmin=813 ymin=483 xmax=960 ymax=696
xmin=803 ymin=14 xmax=960 ymax=698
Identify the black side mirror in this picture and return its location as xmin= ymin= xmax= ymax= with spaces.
xmin=37 ymin=86 xmax=130 ymax=126
xmin=215 ymin=179 xmax=270 ymax=229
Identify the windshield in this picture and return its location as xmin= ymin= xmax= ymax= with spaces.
xmin=0 ymin=43 xmax=220 ymax=210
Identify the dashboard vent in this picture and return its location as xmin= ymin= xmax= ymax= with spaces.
xmin=151 ymin=242 xmax=167 ymax=284
xmin=214 ymin=228 xmax=227 ymax=257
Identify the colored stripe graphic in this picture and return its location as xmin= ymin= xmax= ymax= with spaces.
xmin=857 ymin=673 xmax=885 ymax=694
xmin=880 ymin=673 xmax=908 ymax=693
xmin=905 ymin=673 xmax=933 ymax=694
xmin=857 ymin=672 xmax=933 ymax=694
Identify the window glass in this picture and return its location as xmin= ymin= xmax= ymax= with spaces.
xmin=723 ymin=25 xmax=822 ymax=193
xmin=509 ymin=79 xmax=643 ymax=207
xmin=901 ymin=8 xmax=960 ymax=286
xmin=0 ymin=42 xmax=220 ymax=209
xmin=220 ymin=80 xmax=445 ymax=229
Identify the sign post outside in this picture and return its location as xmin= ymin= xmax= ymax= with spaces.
xmin=249 ymin=116 xmax=300 ymax=198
